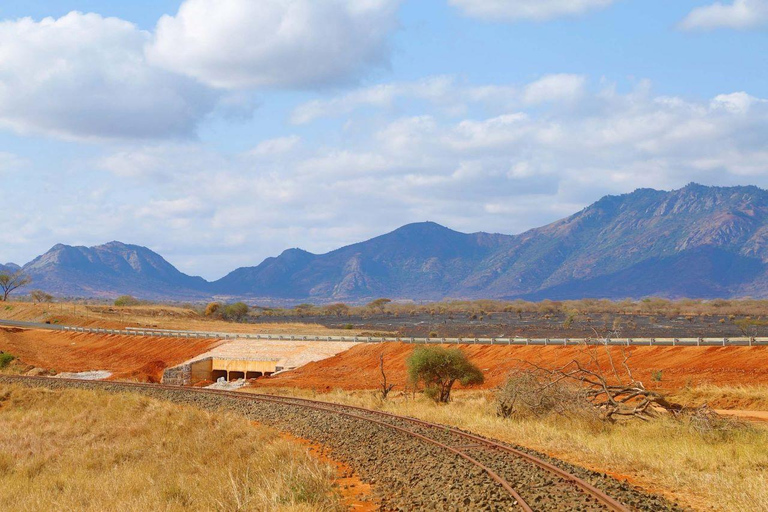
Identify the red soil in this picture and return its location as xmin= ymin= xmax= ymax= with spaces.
xmin=257 ymin=342 xmax=768 ymax=392
xmin=277 ymin=429 xmax=378 ymax=511
xmin=0 ymin=327 xmax=220 ymax=382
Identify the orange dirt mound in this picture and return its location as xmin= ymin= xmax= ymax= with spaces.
xmin=257 ymin=342 xmax=768 ymax=392
xmin=0 ymin=328 xmax=220 ymax=382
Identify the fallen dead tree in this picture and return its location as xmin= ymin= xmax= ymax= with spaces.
xmin=499 ymin=336 xmax=685 ymax=422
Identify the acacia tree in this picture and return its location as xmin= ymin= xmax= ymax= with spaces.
xmin=407 ymin=346 xmax=484 ymax=403
xmin=30 ymin=290 xmax=54 ymax=304
xmin=367 ymin=298 xmax=392 ymax=311
xmin=0 ymin=271 xmax=31 ymax=301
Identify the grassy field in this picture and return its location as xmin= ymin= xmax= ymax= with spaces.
xmin=249 ymin=386 xmax=768 ymax=512
xmin=0 ymin=385 xmax=342 ymax=511
xmin=670 ymin=383 xmax=768 ymax=410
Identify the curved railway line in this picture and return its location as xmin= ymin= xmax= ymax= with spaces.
xmin=0 ymin=375 xmax=680 ymax=511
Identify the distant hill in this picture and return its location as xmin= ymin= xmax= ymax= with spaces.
xmin=213 ymin=183 xmax=768 ymax=301
xmin=20 ymin=242 xmax=208 ymax=300
xmin=479 ymin=183 xmax=768 ymax=300
xmin=0 ymin=263 xmax=20 ymax=274
xmin=9 ymin=184 xmax=768 ymax=302
xmin=212 ymin=222 xmax=512 ymax=300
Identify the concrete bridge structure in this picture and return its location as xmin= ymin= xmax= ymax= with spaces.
xmin=161 ymin=337 xmax=359 ymax=386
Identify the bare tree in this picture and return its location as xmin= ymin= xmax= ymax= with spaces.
xmin=515 ymin=332 xmax=684 ymax=422
xmin=30 ymin=290 xmax=54 ymax=304
xmin=379 ymin=354 xmax=395 ymax=400
xmin=0 ymin=271 xmax=31 ymax=301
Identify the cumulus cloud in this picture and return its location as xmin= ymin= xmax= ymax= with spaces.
xmin=679 ymin=0 xmax=768 ymax=30
xmin=522 ymin=74 xmax=586 ymax=104
xmin=249 ymin=136 xmax=302 ymax=157
xmin=291 ymin=74 xmax=584 ymax=124
xmin=147 ymin=0 xmax=401 ymax=89
xmin=0 ymin=12 xmax=217 ymax=141
xmin=85 ymin=78 xmax=768 ymax=277
xmin=449 ymin=0 xmax=615 ymax=22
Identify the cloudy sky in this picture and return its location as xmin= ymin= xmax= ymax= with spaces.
xmin=1 ymin=0 xmax=767 ymax=279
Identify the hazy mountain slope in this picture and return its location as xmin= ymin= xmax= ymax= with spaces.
xmin=21 ymin=242 xmax=208 ymax=299
xmin=213 ymin=222 xmax=513 ymax=299
xmin=0 ymin=263 xmax=21 ymax=274
xmin=479 ymin=184 xmax=768 ymax=299
xmin=11 ymin=184 xmax=768 ymax=301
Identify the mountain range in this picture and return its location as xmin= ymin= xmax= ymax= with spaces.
xmin=5 ymin=183 xmax=768 ymax=303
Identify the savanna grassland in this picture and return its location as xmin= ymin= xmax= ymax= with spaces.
xmin=0 ymin=385 xmax=342 ymax=512
xmin=247 ymin=386 xmax=768 ymax=512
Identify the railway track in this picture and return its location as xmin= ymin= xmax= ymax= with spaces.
xmin=0 ymin=375 xmax=680 ymax=511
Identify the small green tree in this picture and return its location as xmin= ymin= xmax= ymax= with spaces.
xmin=222 ymin=302 xmax=249 ymax=322
xmin=114 ymin=295 xmax=141 ymax=307
xmin=406 ymin=346 xmax=484 ymax=403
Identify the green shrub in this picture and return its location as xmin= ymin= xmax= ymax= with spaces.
xmin=406 ymin=346 xmax=484 ymax=403
xmin=114 ymin=295 xmax=141 ymax=307
xmin=0 ymin=353 xmax=15 ymax=369
xmin=222 ymin=302 xmax=249 ymax=322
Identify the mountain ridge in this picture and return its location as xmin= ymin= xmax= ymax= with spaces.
xmin=7 ymin=184 xmax=768 ymax=302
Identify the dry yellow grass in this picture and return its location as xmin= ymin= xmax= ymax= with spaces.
xmin=0 ymin=301 xmax=366 ymax=335
xmin=250 ymin=387 xmax=768 ymax=512
xmin=669 ymin=383 xmax=768 ymax=410
xmin=0 ymin=385 xmax=342 ymax=512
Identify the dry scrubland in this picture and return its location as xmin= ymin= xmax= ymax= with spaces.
xmin=0 ymin=384 xmax=341 ymax=512
xmin=0 ymin=301 xmax=365 ymax=335
xmin=9 ymin=296 xmax=768 ymax=330
xmin=235 ymin=296 xmax=768 ymax=320
xmin=250 ymin=387 xmax=768 ymax=512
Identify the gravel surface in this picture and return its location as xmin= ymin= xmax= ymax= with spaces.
xmin=0 ymin=376 xmax=686 ymax=512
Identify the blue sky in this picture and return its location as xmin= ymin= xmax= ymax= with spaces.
xmin=1 ymin=0 xmax=767 ymax=279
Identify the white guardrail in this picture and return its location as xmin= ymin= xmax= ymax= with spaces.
xmin=53 ymin=326 xmax=768 ymax=347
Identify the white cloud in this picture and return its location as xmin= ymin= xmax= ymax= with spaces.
xmin=449 ymin=0 xmax=615 ymax=22
xmin=83 ymin=79 xmax=768 ymax=277
xmin=291 ymin=76 xmax=458 ymax=124
xmin=522 ymin=74 xmax=586 ymax=105
xmin=249 ymin=136 xmax=302 ymax=157
xmin=147 ymin=0 xmax=401 ymax=89
xmin=291 ymin=74 xmax=584 ymax=125
xmin=711 ymin=92 xmax=765 ymax=113
xmin=679 ymin=0 xmax=768 ymax=30
xmin=0 ymin=12 xmax=217 ymax=141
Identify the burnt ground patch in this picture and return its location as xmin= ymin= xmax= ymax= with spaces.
xmin=243 ymin=311 xmax=764 ymax=339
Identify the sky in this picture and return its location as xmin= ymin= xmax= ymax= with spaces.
xmin=1 ymin=0 xmax=767 ymax=279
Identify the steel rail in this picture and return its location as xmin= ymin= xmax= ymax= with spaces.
xmin=1 ymin=375 xmax=632 ymax=511
xmin=252 ymin=393 xmax=631 ymax=512
xmin=0 ymin=376 xmax=532 ymax=511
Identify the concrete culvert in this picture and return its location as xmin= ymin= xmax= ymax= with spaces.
xmin=228 ymin=371 xmax=245 ymax=381
xmin=246 ymin=371 xmax=263 ymax=380
xmin=211 ymin=370 xmax=228 ymax=382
